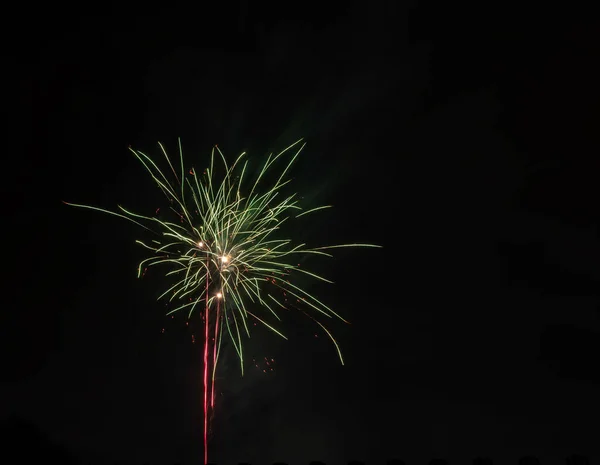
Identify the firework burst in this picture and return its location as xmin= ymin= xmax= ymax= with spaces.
xmin=65 ymin=138 xmax=379 ymax=463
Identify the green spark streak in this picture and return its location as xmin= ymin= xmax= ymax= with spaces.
xmin=296 ymin=205 xmax=333 ymax=218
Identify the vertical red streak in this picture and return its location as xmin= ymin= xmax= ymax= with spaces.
xmin=211 ymin=299 xmax=220 ymax=409
xmin=203 ymin=259 xmax=210 ymax=465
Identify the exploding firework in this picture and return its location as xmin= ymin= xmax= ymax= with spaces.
xmin=65 ymin=138 xmax=379 ymax=464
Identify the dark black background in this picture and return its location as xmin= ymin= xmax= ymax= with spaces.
xmin=3 ymin=2 xmax=599 ymax=465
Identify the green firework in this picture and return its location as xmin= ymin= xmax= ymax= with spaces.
xmin=65 ymin=138 xmax=379 ymax=462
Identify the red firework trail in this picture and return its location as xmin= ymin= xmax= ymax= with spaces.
xmin=203 ymin=259 xmax=210 ymax=465
xmin=211 ymin=299 xmax=220 ymax=409
xmin=201 ymin=253 xmax=222 ymax=464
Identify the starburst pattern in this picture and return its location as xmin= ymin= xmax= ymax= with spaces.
xmin=65 ymin=138 xmax=379 ymax=463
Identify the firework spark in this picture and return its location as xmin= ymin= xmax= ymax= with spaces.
xmin=65 ymin=138 xmax=379 ymax=464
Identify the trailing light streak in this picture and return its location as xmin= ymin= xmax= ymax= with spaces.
xmin=64 ymin=138 xmax=380 ymax=464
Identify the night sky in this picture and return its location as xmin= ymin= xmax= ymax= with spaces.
xmin=4 ymin=2 xmax=600 ymax=465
